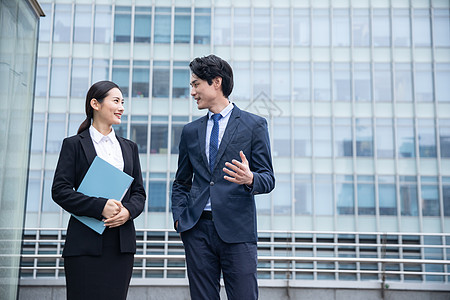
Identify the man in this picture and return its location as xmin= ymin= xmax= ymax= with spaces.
xmin=172 ymin=54 xmax=275 ymax=300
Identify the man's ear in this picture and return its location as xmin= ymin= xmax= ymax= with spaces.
xmin=90 ymin=98 xmax=99 ymax=111
xmin=213 ymin=77 xmax=222 ymax=89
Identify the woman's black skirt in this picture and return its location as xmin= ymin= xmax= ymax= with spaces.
xmin=64 ymin=227 xmax=134 ymax=300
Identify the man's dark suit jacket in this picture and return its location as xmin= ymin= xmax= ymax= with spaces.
xmin=52 ymin=129 xmax=146 ymax=257
xmin=172 ymin=105 xmax=275 ymax=243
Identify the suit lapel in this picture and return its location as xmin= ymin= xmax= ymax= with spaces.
xmin=117 ymin=136 xmax=132 ymax=175
xmin=79 ymin=129 xmax=97 ymax=165
xmin=213 ymin=105 xmax=241 ymax=171
xmin=197 ymin=114 xmax=210 ymax=170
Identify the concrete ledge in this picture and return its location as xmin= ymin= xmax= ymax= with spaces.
xmin=18 ymin=285 xmax=450 ymax=300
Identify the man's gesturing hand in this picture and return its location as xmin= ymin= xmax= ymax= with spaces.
xmin=223 ymin=151 xmax=254 ymax=186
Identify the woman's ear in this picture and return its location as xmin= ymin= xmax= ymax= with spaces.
xmin=90 ymin=98 xmax=99 ymax=111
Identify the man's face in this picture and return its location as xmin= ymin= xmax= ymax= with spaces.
xmin=190 ymin=74 xmax=220 ymax=110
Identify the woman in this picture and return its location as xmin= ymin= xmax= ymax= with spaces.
xmin=52 ymin=81 xmax=146 ymax=299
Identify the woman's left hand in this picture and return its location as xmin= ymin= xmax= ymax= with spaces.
xmin=103 ymin=206 xmax=130 ymax=228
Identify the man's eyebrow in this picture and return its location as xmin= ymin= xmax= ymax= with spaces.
xmin=190 ymin=79 xmax=198 ymax=86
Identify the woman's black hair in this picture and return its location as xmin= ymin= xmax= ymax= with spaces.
xmin=77 ymin=81 xmax=121 ymax=134
xmin=189 ymin=54 xmax=234 ymax=98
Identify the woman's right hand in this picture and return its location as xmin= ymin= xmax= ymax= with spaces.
xmin=102 ymin=199 xmax=122 ymax=219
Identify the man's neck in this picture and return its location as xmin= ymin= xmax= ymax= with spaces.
xmin=209 ymin=97 xmax=230 ymax=114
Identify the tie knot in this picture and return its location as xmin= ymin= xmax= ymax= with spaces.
xmin=211 ymin=114 xmax=222 ymax=122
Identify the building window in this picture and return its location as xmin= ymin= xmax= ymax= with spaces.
xmin=46 ymin=113 xmax=66 ymax=154
xmin=418 ymin=119 xmax=437 ymax=158
xmin=393 ymin=9 xmax=411 ymax=47
xmin=354 ymin=63 xmax=371 ymax=102
xmin=132 ymin=61 xmax=150 ymax=98
xmin=334 ymin=118 xmax=353 ymax=157
xmin=414 ymin=63 xmax=433 ymax=102
xmin=376 ymin=118 xmax=394 ymax=158
xmin=433 ymin=9 xmax=450 ymax=47
xmin=194 ymin=8 xmax=210 ymax=44
xmin=71 ymin=58 xmax=90 ymax=97
xmin=253 ymin=8 xmax=270 ymax=46
xmin=112 ymin=60 xmax=130 ymax=97
xmin=94 ymin=5 xmax=112 ymax=43
xmin=394 ymin=63 xmax=413 ymax=102
xmin=397 ymin=118 xmax=416 ymax=158
xmin=172 ymin=64 xmax=190 ymax=98
xmin=273 ymin=62 xmax=290 ymax=101
xmin=74 ymin=5 xmax=92 ymax=43
xmin=333 ymin=63 xmax=351 ymax=101
xmin=294 ymin=117 xmax=311 ymax=157
xmin=313 ymin=63 xmax=331 ymax=101
xmin=174 ymin=7 xmax=190 ymax=43
xmin=357 ymin=175 xmax=375 ymax=215
xmin=134 ymin=6 xmax=151 ymax=43
xmin=372 ymin=9 xmax=391 ymax=47
xmin=273 ymin=8 xmax=290 ymax=46
xmin=336 ymin=175 xmax=354 ymax=215
xmin=53 ymin=4 xmax=72 ymax=43
xmin=130 ymin=116 xmax=148 ymax=154
xmin=332 ymin=9 xmax=350 ymax=47
xmin=234 ymin=8 xmax=250 ymax=46
xmin=413 ymin=9 xmax=431 ymax=47
xmin=154 ymin=7 xmax=171 ymax=43
xmin=273 ymin=117 xmax=291 ymax=157
xmin=295 ymin=174 xmax=312 ymax=215
xmin=150 ymin=117 xmax=168 ymax=154
xmin=50 ymin=58 xmax=69 ymax=97
xmin=421 ymin=177 xmax=440 ymax=217
xmin=213 ymin=8 xmax=231 ymax=46
xmin=148 ymin=173 xmax=167 ymax=212
xmin=352 ymin=8 xmax=370 ymax=47
xmin=443 ymin=177 xmax=450 ymax=216
xmin=435 ymin=63 xmax=450 ymax=102
xmin=92 ymin=59 xmax=109 ymax=84
xmin=114 ymin=6 xmax=131 ymax=42
xmin=293 ymin=9 xmax=310 ymax=46
xmin=400 ymin=176 xmax=418 ymax=216
xmin=356 ymin=118 xmax=373 ymax=157
xmin=152 ymin=61 xmax=170 ymax=98
xmin=314 ymin=117 xmax=332 ymax=157
xmin=312 ymin=9 xmax=330 ymax=46
xmin=439 ymin=119 xmax=450 ymax=158
xmin=378 ymin=176 xmax=397 ymax=215
xmin=374 ymin=63 xmax=392 ymax=102
xmin=315 ymin=174 xmax=333 ymax=215
xmin=294 ymin=63 xmax=310 ymax=101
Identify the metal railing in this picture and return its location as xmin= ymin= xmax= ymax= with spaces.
xmin=20 ymin=229 xmax=450 ymax=290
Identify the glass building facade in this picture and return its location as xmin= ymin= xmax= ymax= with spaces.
xmin=0 ymin=0 xmax=43 ymax=299
xmin=23 ymin=0 xmax=450 ymax=289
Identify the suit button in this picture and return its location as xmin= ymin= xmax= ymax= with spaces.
xmin=210 ymin=181 xmax=214 ymax=186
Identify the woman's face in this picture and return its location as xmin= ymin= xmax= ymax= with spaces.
xmin=92 ymin=88 xmax=124 ymax=126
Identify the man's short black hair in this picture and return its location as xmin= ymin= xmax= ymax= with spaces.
xmin=189 ymin=54 xmax=234 ymax=98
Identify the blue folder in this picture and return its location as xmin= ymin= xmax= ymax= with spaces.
xmin=74 ymin=156 xmax=134 ymax=234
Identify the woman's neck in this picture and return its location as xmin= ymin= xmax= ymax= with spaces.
xmin=92 ymin=121 xmax=112 ymax=136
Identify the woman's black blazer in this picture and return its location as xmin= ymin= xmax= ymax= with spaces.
xmin=52 ymin=129 xmax=146 ymax=257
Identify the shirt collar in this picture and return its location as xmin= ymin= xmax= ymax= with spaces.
xmin=208 ymin=102 xmax=233 ymax=120
xmin=89 ymin=125 xmax=118 ymax=144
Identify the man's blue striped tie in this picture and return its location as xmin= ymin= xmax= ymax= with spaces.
xmin=209 ymin=114 xmax=222 ymax=173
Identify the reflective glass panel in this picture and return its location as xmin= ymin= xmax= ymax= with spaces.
xmin=74 ymin=5 xmax=92 ymax=43
xmin=379 ymin=176 xmax=397 ymax=215
xmin=114 ymin=6 xmax=131 ymax=42
xmin=418 ymin=119 xmax=436 ymax=158
xmin=295 ymin=174 xmax=312 ymax=215
xmin=397 ymin=118 xmax=415 ymax=158
xmin=400 ymin=176 xmax=418 ymax=216
xmin=94 ymin=5 xmax=112 ymax=43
